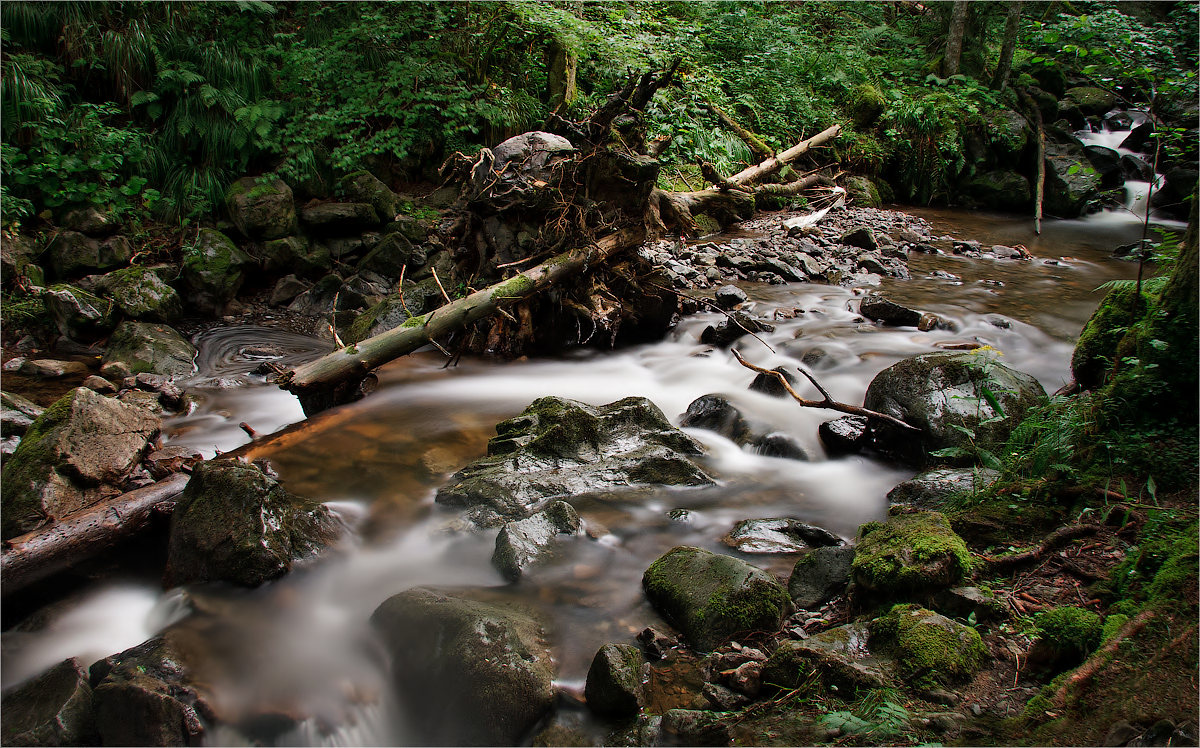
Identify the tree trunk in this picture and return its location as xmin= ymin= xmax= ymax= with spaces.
xmin=280 ymin=228 xmax=644 ymax=412
xmin=942 ymin=0 xmax=970 ymax=77
xmin=1 ymin=473 xmax=190 ymax=596
xmin=991 ymin=2 xmax=1023 ymax=90
xmin=547 ymin=40 xmax=578 ymax=108
xmin=703 ymin=99 xmax=773 ymax=161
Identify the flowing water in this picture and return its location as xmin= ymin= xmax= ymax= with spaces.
xmin=2 ymin=199 xmax=1183 ymax=744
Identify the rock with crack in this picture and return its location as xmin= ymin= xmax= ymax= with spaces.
xmin=491 ymin=500 xmax=582 ymax=582
xmin=437 ymin=396 xmax=712 ymax=527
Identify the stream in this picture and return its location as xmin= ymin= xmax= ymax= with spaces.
xmin=2 ymin=188 xmax=1184 ymax=743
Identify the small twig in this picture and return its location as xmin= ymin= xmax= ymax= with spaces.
xmin=431 ymin=268 xmax=453 ymax=304
xmin=731 ymin=349 xmax=919 ymax=431
xmin=330 ymin=293 xmax=345 ymax=348
xmin=396 ymin=264 xmax=412 ymax=317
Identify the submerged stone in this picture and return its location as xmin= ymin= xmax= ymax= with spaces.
xmin=491 ymin=500 xmax=581 ymax=582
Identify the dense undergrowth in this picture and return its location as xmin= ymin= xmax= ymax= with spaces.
xmin=2 ymin=1 xmax=1196 ymax=231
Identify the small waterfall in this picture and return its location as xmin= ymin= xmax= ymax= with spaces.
xmin=1075 ymin=110 xmax=1165 ymax=226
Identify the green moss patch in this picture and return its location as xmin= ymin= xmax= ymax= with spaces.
xmin=868 ymin=604 xmax=986 ymax=688
xmin=852 ymin=511 xmax=973 ymax=593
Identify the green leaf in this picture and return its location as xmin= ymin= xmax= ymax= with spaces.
xmin=980 ymin=385 xmax=1006 ymax=417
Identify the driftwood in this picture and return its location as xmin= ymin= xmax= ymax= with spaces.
xmin=1 ymin=473 xmax=190 ymax=596
xmin=280 ymin=228 xmax=643 ymax=413
xmin=724 ymin=124 xmax=841 ymax=187
xmin=731 ymin=349 xmax=918 ymax=431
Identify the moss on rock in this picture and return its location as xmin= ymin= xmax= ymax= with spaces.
xmin=851 ymin=510 xmax=972 ymax=594
xmin=868 ymin=603 xmax=986 ymax=688
xmin=1035 ymin=606 xmax=1103 ymax=662
xmin=1071 ymin=286 xmax=1147 ymax=390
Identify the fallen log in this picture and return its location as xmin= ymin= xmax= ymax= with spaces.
xmin=978 ymin=523 xmax=1106 ymax=574
xmin=1 ymin=472 xmax=190 ymax=597
xmin=725 ymin=124 xmax=842 ymax=187
xmin=702 ymin=98 xmax=773 ymax=162
xmin=279 ymin=228 xmax=644 ymax=413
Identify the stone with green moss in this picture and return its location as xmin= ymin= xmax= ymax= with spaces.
xmin=585 ymin=642 xmax=645 ymax=718
xmin=868 ymin=604 xmax=986 ymax=688
xmin=962 ymin=170 xmax=1031 ymax=212
xmin=225 ymin=176 xmax=298 ymax=240
xmin=437 ymin=396 xmax=712 ymax=527
xmin=851 ymin=510 xmax=972 ymax=594
xmin=1071 ymin=286 xmax=1147 ymax=390
xmin=164 ymin=460 xmax=343 ymax=587
xmin=642 ymin=546 xmax=789 ymax=652
xmin=102 ymin=321 xmax=196 ymax=376
xmin=847 ymin=83 xmax=886 ymax=127
xmin=370 ymin=587 xmax=555 ymax=745
xmin=339 ymin=170 xmax=400 ymax=224
xmin=356 ymin=233 xmax=413 ymax=281
xmin=1044 ymin=142 xmax=1101 ymax=218
xmin=1032 ymin=606 xmax=1102 ymax=667
xmin=887 ymin=467 xmax=999 ymax=509
xmin=762 ymin=622 xmax=890 ymax=693
xmin=1064 ymin=86 xmax=1117 ymax=116
xmin=180 ymin=228 xmax=254 ymax=314
xmin=44 ymin=284 xmax=119 ymax=340
xmin=2 ymin=387 xmax=160 ymax=538
xmin=94 ymin=265 xmax=182 ymax=322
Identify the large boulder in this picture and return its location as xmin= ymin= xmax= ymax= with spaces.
xmin=962 ymin=170 xmax=1032 ymax=212
xmin=868 ymin=604 xmax=987 ymax=687
xmin=180 ymin=229 xmax=254 ymax=314
xmin=339 ymin=170 xmax=400 ymax=224
xmin=585 ymin=643 xmax=645 ymax=718
xmin=1044 ymin=142 xmax=1102 ymax=218
xmin=851 ymin=511 xmax=972 ymax=595
xmin=863 ymin=350 xmax=1046 ymax=466
xmin=91 ymin=634 xmax=212 ymax=746
xmin=679 ymin=394 xmax=751 ymax=443
xmin=0 ymin=658 xmax=98 ymax=746
xmin=45 ymin=231 xmax=131 ymax=279
xmin=355 ymin=233 xmax=414 ymax=281
xmin=1063 ymin=86 xmax=1117 ymax=116
xmin=436 ymin=397 xmax=712 ymax=527
xmin=642 ymin=546 xmax=790 ymax=651
xmin=94 ymin=265 xmax=183 ymax=322
xmin=2 ymin=387 xmax=159 ymax=538
xmin=370 ymin=588 xmax=556 ymax=745
xmin=102 ymin=321 xmax=197 ymax=376
xmin=164 ymin=460 xmax=343 ymax=587
xmin=1150 ymin=167 xmax=1200 ymax=221
xmin=44 ymin=284 xmax=119 ymax=340
xmin=261 ymin=236 xmax=330 ymax=278
xmin=225 ymin=177 xmax=298 ymax=240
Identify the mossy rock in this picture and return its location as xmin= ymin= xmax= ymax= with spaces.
xmin=339 ymin=170 xmax=400 ymax=224
xmin=962 ymin=170 xmax=1032 ymax=212
xmin=851 ymin=511 xmax=972 ymax=594
xmin=847 ymin=83 xmax=886 ymax=127
xmin=642 ymin=546 xmax=790 ymax=652
xmin=1044 ymin=142 xmax=1102 ymax=218
xmin=356 ymin=233 xmax=413 ymax=281
xmin=102 ymin=321 xmax=197 ymax=376
xmin=868 ymin=604 xmax=986 ymax=688
xmin=180 ymin=228 xmax=254 ymax=314
xmin=844 ymin=176 xmax=882 ymax=208
xmin=45 ymin=231 xmax=131 ymax=279
xmin=1071 ymin=286 xmax=1147 ymax=390
xmin=0 ymin=658 xmax=98 ymax=746
xmin=585 ymin=643 xmax=645 ymax=718
xmin=43 ymin=284 xmax=119 ymax=340
xmin=1064 ymin=86 xmax=1118 ymax=116
xmin=990 ymin=108 xmax=1031 ymax=159
xmin=225 ymin=177 xmax=298 ymax=240
xmin=762 ymin=622 xmax=889 ymax=694
xmin=95 ymin=265 xmax=183 ymax=322
xmin=164 ymin=460 xmax=343 ymax=587
xmin=886 ymin=467 xmax=999 ymax=509
xmin=2 ymin=387 xmax=160 ymax=539
xmin=370 ymin=588 xmax=556 ymax=745
xmin=1032 ymin=606 xmax=1102 ymax=666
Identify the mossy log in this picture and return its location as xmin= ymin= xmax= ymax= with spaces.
xmin=1 ymin=473 xmax=189 ymax=596
xmin=279 ymin=228 xmax=643 ymax=413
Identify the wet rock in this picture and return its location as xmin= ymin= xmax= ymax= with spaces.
xmin=1083 ymin=145 xmax=1124 ymax=189
xmin=1 ymin=391 xmax=44 ymax=437
xmin=642 ymin=546 xmax=790 ymax=651
xmin=492 ymin=500 xmax=581 ymax=582
xmin=789 ymin=545 xmax=855 ymax=610
xmin=585 ymin=643 xmax=644 ymax=718
xmin=699 ymin=311 xmax=774 ymax=346
xmin=1119 ymin=154 xmax=1155 ymax=182
xmin=19 ymin=358 xmax=89 ymax=379
xmin=93 ymin=265 xmax=183 ymax=322
xmin=44 ymin=284 xmax=119 ymax=340
xmin=370 ymin=588 xmax=555 ymax=745
xmin=750 ymin=432 xmax=808 ymax=460
xmin=868 ymin=604 xmax=986 ymax=687
xmin=1150 ymin=167 xmax=1200 ymax=221
xmin=287 ymin=273 xmax=343 ymax=316
xmin=0 ymin=657 xmax=98 ymax=746
xmin=917 ymin=312 xmax=946 ymax=332
xmin=437 ymin=397 xmax=712 ymax=527
xmin=932 ymin=586 xmax=1007 ymax=622
xmin=763 ymin=623 xmax=889 ymax=693
xmin=1064 ymin=86 xmax=1117 ymax=116
xmin=225 ymin=177 xmax=298 ymax=240
xmin=268 ymin=275 xmax=311 ymax=307
xmin=748 ymin=366 xmax=796 ymax=398
xmin=92 ymin=634 xmax=212 ymax=746
xmin=887 ymin=467 xmax=999 ymax=508
xmin=863 ymin=350 xmax=1046 ymax=466
xmin=860 ymin=293 xmax=921 ymax=326
xmin=2 ymin=387 xmax=159 ymax=538
xmin=46 ymin=231 xmax=131 ymax=279
xmin=144 ymin=446 xmax=205 ymax=480
xmin=103 ymin=321 xmax=197 ymax=376
xmin=818 ymin=415 xmax=868 ymax=456
xmin=714 ymin=285 xmax=747 ymax=310
xmin=299 ymin=202 xmax=380 ymax=232
xmin=839 ymin=227 xmax=877 ymax=251
xmin=680 ymin=394 xmax=751 ymax=443
xmin=164 ymin=460 xmax=343 ymax=587
xmin=1120 ymin=121 xmax=1156 ymax=153
xmin=356 ymin=233 xmax=414 ymax=281
xmin=638 ymin=627 xmax=677 ymax=660
xmin=660 ymin=709 xmax=730 ymax=746
xmin=339 ymin=170 xmax=400 ymax=224
xmin=180 ymin=229 xmax=255 ymax=315
xmin=851 ymin=511 xmax=972 ymax=595
xmin=723 ymin=518 xmax=842 ymax=554
xmin=1044 ymin=142 xmax=1102 ymax=218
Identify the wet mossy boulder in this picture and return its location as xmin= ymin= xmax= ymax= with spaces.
xmin=44 ymin=284 xmax=119 ymax=340
xmin=370 ymin=588 xmax=555 ymax=745
xmin=261 ymin=236 xmax=330 ymax=278
xmin=847 ymin=83 xmax=886 ymax=127
xmin=962 ymin=170 xmax=1032 ymax=212
xmin=851 ymin=511 xmax=972 ymax=594
xmin=339 ymin=170 xmax=400 ymax=224
xmin=94 ymin=265 xmax=183 ymax=322
xmin=1030 ymin=606 xmax=1102 ymax=669
xmin=1150 ymin=166 xmax=1199 ymax=221
xmin=102 ymin=321 xmax=197 ymax=376
xmin=436 ymin=396 xmax=712 ymax=527
xmin=2 ymin=387 xmax=160 ymax=538
xmin=91 ymin=633 xmax=212 ymax=746
xmin=1044 ymin=142 xmax=1102 ymax=218
xmin=180 ymin=229 xmax=254 ymax=314
xmin=1071 ymin=286 xmax=1147 ymax=390
xmin=887 ymin=467 xmax=999 ymax=509
xmin=492 ymin=500 xmax=581 ymax=582
xmin=863 ymin=350 xmax=1046 ymax=467
xmin=225 ymin=177 xmax=298 ymax=240
xmin=0 ymin=657 xmax=98 ymax=746
xmin=164 ymin=460 xmax=343 ymax=587
xmin=990 ymin=109 xmax=1030 ymax=159
xmin=1063 ymin=86 xmax=1118 ymax=116
xmin=762 ymin=623 xmax=889 ymax=693
xmin=868 ymin=604 xmax=986 ymax=688
xmin=585 ymin=643 xmax=645 ymax=718
xmin=642 ymin=546 xmax=790 ymax=652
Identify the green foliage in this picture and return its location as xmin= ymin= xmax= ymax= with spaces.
xmin=1108 ymin=517 xmax=1199 ymax=613
xmin=819 ymin=688 xmax=915 ymax=742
